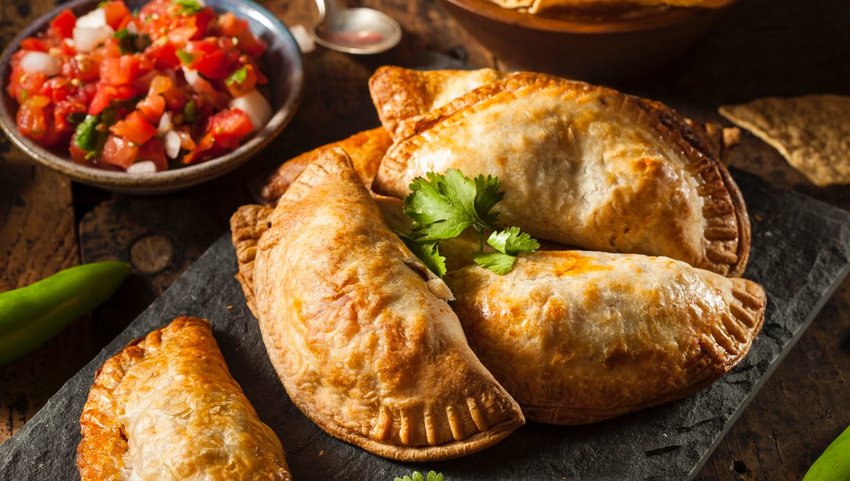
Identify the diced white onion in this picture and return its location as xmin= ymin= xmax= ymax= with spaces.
xmin=127 ymin=161 xmax=157 ymax=174
xmin=164 ymin=130 xmax=181 ymax=159
xmin=73 ymin=25 xmax=115 ymax=52
xmin=289 ymin=25 xmax=315 ymax=54
xmin=75 ymin=8 xmax=107 ymax=29
xmin=157 ymin=111 xmax=172 ymax=135
xmin=20 ymin=52 xmax=61 ymax=76
xmin=229 ymin=90 xmax=272 ymax=133
xmin=182 ymin=67 xmax=199 ymax=86
xmin=126 ymin=20 xmax=139 ymax=35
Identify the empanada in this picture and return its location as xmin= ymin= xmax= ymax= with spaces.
xmin=78 ymin=317 xmax=291 ymax=481
xmin=444 ymin=251 xmax=766 ymax=425
xmin=230 ymin=148 xmax=524 ymax=461
xmin=260 ymin=127 xmax=392 ymax=203
xmin=375 ymin=72 xmax=751 ymax=276
xmin=369 ymin=66 xmax=506 ymax=139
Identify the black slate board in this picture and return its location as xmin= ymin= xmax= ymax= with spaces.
xmin=2 ymin=171 xmax=850 ymax=481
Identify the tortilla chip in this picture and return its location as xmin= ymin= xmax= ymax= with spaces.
xmin=719 ymin=95 xmax=850 ymax=187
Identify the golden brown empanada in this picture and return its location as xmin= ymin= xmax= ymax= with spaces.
xmin=444 ymin=251 xmax=766 ymax=425
xmin=369 ymin=66 xmax=506 ymax=139
xmin=230 ymin=148 xmax=524 ymax=461
xmin=78 ymin=317 xmax=291 ymax=481
xmin=260 ymin=127 xmax=392 ymax=203
xmin=375 ymin=72 xmax=751 ymax=276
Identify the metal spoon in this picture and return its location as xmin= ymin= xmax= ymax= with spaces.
xmin=311 ymin=0 xmax=402 ymax=55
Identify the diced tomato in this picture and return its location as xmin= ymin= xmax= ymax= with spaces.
xmin=50 ymin=10 xmax=76 ymax=39
xmin=193 ymin=8 xmax=216 ymax=39
xmin=184 ymin=39 xmax=233 ymax=79
xmin=149 ymin=75 xmax=173 ymax=95
xmin=110 ymin=110 xmax=157 ymax=145
xmin=69 ymin=137 xmax=91 ymax=165
xmin=17 ymin=96 xmax=62 ymax=147
xmin=102 ymin=1 xmax=131 ymax=30
xmin=9 ymin=71 xmax=48 ymax=104
xmin=147 ymin=42 xmax=181 ymax=70
xmin=20 ymin=38 xmax=48 ymax=52
xmin=183 ymin=109 xmax=251 ymax=163
xmin=137 ymin=137 xmax=168 ymax=171
xmin=225 ymin=63 xmax=257 ymax=98
xmin=218 ymin=12 xmax=266 ymax=56
xmin=62 ymin=54 xmax=99 ymax=82
xmin=100 ymin=56 xmax=142 ymax=85
xmin=136 ymin=94 xmax=165 ymax=122
xmin=168 ymin=17 xmax=198 ymax=46
xmin=101 ymin=134 xmax=139 ymax=168
xmin=88 ymin=84 xmax=137 ymax=115
xmin=54 ymin=99 xmax=86 ymax=134
xmin=190 ymin=75 xmax=228 ymax=110
xmin=206 ymin=107 xmax=253 ymax=149
xmin=43 ymin=77 xmax=72 ymax=103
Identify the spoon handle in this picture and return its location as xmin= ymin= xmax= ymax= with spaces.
xmin=314 ymin=0 xmax=340 ymax=23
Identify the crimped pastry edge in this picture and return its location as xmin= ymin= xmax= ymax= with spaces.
xmin=375 ymin=71 xmax=750 ymax=276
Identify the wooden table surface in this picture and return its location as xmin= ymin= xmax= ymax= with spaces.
xmin=1 ymin=0 xmax=849 ymax=479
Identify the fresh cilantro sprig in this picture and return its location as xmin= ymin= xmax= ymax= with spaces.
xmin=395 ymin=471 xmax=444 ymax=481
xmin=401 ymin=169 xmax=538 ymax=276
xmin=473 ymin=227 xmax=540 ymax=274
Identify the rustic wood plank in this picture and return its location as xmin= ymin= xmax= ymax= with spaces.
xmin=0 ymin=145 xmax=91 ymax=444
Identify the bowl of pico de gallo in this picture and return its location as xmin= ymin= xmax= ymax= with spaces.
xmin=0 ymin=0 xmax=302 ymax=193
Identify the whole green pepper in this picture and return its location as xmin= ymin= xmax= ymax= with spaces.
xmin=803 ymin=425 xmax=850 ymax=481
xmin=0 ymin=261 xmax=131 ymax=366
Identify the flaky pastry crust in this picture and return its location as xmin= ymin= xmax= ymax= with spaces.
xmin=445 ymin=251 xmax=766 ymax=425
xmin=232 ymin=148 xmax=524 ymax=461
xmin=369 ymin=66 xmax=506 ymax=140
xmin=374 ymin=71 xmax=751 ymax=276
xmin=77 ymin=317 xmax=291 ymax=481
xmin=260 ymin=127 xmax=392 ymax=203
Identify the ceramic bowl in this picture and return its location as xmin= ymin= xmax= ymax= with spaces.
xmin=438 ymin=0 xmax=738 ymax=82
xmin=0 ymin=0 xmax=302 ymax=194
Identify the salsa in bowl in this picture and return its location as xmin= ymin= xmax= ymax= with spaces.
xmin=0 ymin=0 xmax=302 ymax=193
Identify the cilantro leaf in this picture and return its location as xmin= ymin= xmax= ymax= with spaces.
xmin=74 ymin=115 xmax=100 ymax=151
xmin=176 ymin=49 xmax=195 ymax=65
xmin=473 ymin=252 xmax=517 ymax=275
xmin=394 ymin=472 xmax=443 ymax=481
xmin=402 ymin=238 xmax=446 ymax=278
xmin=226 ymin=66 xmax=248 ymax=86
xmin=403 ymin=169 xmax=497 ymax=241
xmin=473 ymin=174 xmax=504 ymax=226
xmin=400 ymin=169 xmax=539 ymax=277
xmin=173 ymin=0 xmax=203 ymax=15
xmin=487 ymin=226 xmax=540 ymax=255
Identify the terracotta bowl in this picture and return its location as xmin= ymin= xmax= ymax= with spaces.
xmin=0 ymin=0 xmax=302 ymax=194
xmin=438 ymin=0 xmax=738 ymax=82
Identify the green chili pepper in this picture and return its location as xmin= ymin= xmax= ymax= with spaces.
xmin=803 ymin=425 xmax=850 ymax=481
xmin=0 ymin=261 xmax=131 ymax=366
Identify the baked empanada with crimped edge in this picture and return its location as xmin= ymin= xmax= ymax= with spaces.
xmin=444 ymin=251 xmax=766 ymax=425
xmin=77 ymin=316 xmax=291 ymax=481
xmin=369 ymin=66 xmax=506 ymax=140
xmin=230 ymin=148 xmax=524 ymax=461
xmin=375 ymin=72 xmax=751 ymax=276
xmin=260 ymin=127 xmax=392 ymax=203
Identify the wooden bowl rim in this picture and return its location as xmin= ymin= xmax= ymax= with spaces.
xmin=440 ymin=0 xmax=738 ymax=33
xmin=0 ymin=0 xmax=303 ymax=193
